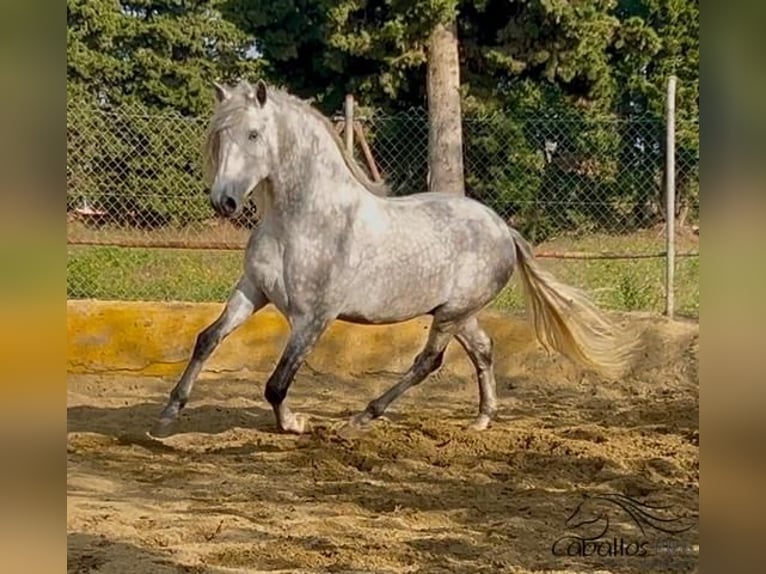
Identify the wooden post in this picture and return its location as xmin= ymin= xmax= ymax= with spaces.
xmin=665 ymin=75 xmax=677 ymax=318
xmin=353 ymin=121 xmax=382 ymax=181
xmin=344 ymin=94 xmax=354 ymax=155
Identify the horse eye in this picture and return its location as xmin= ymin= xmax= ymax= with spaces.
xmin=248 ymin=130 xmax=259 ymax=141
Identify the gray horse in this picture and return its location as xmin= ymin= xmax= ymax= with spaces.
xmin=156 ymin=80 xmax=635 ymax=435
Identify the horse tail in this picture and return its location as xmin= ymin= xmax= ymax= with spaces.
xmin=509 ymin=228 xmax=637 ymax=379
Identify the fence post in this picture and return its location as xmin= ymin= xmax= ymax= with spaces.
xmin=665 ymin=75 xmax=677 ymax=318
xmin=344 ymin=94 xmax=354 ymax=154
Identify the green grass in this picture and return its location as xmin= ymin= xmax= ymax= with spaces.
xmin=67 ymin=245 xmax=242 ymax=301
xmin=67 ymin=231 xmax=699 ymax=317
xmin=493 ymin=254 xmax=699 ymax=317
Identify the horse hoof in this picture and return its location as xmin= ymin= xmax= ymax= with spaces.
xmin=146 ymin=423 xmax=173 ymax=439
xmin=280 ymin=413 xmax=310 ymax=434
xmin=148 ymin=419 xmax=175 ymax=439
xmin=349 ymin=411 xmax=374 ymax=429
xmin=467 ymin=414 xmax=492 ymax=431
xmin=330 ymin=412 xmax=376 ymax=438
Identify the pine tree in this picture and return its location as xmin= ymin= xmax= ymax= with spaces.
xmin=67 ymin=0 xmax=262 ymax=115
xmin=67 ymin=0 xmax=263 ymax=225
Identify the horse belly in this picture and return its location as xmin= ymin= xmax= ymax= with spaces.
xmin=340 ymin=263 xmax=453 ymax=324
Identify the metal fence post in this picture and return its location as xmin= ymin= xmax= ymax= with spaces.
xmin=344 ymin=94 xmax=355 ymax=154
xmin=665 ymin=75 xmax=677 ymax=318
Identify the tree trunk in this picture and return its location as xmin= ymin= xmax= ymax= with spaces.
xmin=426 ymin=18 xmax=464 ymax=195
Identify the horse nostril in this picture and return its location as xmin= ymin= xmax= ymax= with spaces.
xmin=222 ymin=196 xmax=237 ymax=216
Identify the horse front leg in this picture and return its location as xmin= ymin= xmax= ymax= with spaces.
xmin=152 ymin=276 xmax=266 ymax=435
xmin=263 ymin=315 xmax=332 ymax=434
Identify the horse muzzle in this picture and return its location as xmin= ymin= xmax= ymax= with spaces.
xmin=210 ymin=188 xmax=242 ymax=218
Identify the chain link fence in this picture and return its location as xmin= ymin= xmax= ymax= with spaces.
xmin=67 ymin=98 xmax=699 ymax=316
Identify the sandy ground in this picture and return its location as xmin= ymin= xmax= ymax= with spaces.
xmin=68 ymin=314 xmax=698 ymax=574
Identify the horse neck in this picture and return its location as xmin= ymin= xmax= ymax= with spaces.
xmin=270 ymin=105 xmax=366 ymax=212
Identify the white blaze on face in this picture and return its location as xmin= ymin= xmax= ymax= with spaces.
xmin=216 ymin=128 xmax=249 ymax=188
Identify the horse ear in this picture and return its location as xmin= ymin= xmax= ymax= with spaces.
xmin=213 ymin=81 xmax=231 ymax=103
xmin=255 ymin=80 xmax=268 ymax=107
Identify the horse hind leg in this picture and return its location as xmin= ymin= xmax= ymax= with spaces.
xmin=349 ymin=321 xmax=453 ymax=428
xmin=455 ymin=316 xmax=497 ymax=431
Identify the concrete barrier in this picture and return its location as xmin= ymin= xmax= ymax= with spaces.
xmin=67 ymin=300 xmax=539 ymax=380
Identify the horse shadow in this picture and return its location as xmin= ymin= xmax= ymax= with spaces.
xmin=67 ymin=401 xmax=276 ymax=439
xmin=67 ymin=532 xmax=234 ymax=574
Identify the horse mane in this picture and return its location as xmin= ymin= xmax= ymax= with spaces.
xmin=203 ymin=94 xmax=248 ymax=185
xmin=203 ymin=82 xmax=389 ymax=197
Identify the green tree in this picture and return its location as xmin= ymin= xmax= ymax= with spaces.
xmin=68 ymin=0 xmax=262 ymax=115
xmin=221 ymin=0 xmax=458 ymax=112
xmin=460 ymin=0 xmax=621 ymax=111
xmin=67 ymin=0 xmax=264 ymax=225
xmin=66 ymin=0 xmax=698 ymax=230
xmin=457 ymin=1 xmax=624 ymax=236
xmin=611 ymin=0 xmax=699 ymax=224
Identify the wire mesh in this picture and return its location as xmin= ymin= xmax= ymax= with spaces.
xmin=67 ymin=99 xmax=699 ymax=316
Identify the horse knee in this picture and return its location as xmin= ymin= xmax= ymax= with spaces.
xmin=476 ymin=336 xmax=494 ymax=368
xmin=467 ymin=334 xmax=493 ymax=372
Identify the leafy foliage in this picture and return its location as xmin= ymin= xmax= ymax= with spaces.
xmin=67 ymin=0 xmax=263 ymax=223
xmin=66 ymin=0 xmax=698 ymax=233
xmin=67 ymin=101 xmax=210 ymax=225
xmin=68 ymin=0 xmax=263 ymax=115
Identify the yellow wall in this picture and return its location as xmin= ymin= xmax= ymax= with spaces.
xmin=67 ymin=301 xmax=538 ymax=380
